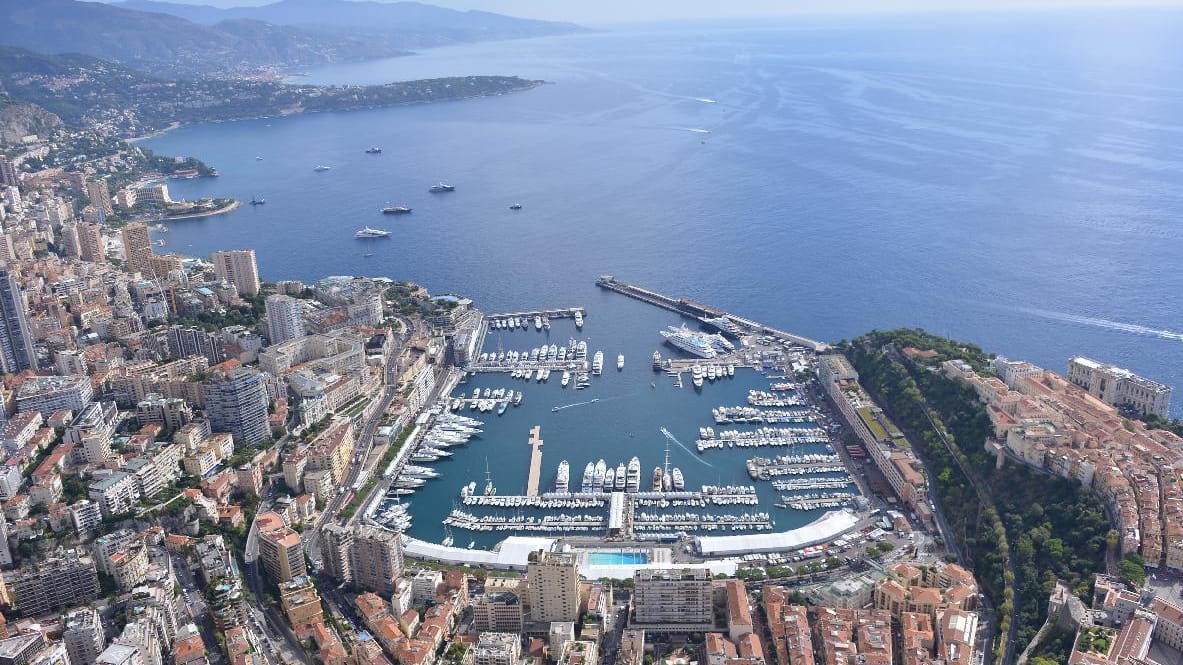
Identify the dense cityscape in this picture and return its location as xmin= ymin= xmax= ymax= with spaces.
xmin=0 ymin=3 xmax=1180 ymax=665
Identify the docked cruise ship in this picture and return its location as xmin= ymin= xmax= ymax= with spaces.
xmin=659 ymin=325 xmax=734 ymax=358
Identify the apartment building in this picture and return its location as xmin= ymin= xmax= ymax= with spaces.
xmin=527 ymin=549 xmax=581 ymax=623
xmin=632 ymin=568 xmax=714 ymax=629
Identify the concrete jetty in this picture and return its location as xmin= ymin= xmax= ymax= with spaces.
xmin=595 ymin=275 xmax=829 ymax=352
xmin=525 ymin=425 xmax=544 ymax=497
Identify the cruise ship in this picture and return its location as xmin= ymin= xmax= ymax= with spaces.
xmin=617 ymin=354 xmax=625 ymax=370
xmin=659 ymin=325 xmax=733 ymax=358
xmin=626 ymin=457 xmax=641 ymax=492
xmin=581 ymin=463 xmax=595 ymax=493
xmin=555 ymin=460 xmax=570 ymax=493
xmin=429 ymin=182 xmax=456 ymax=192
xmin=355 ymin=227 xmax=391 ymax=238
xmin=614 ymin=463 xmax=627 ymax=490
xmin=382 ymin=205 xmax=412 ymax=214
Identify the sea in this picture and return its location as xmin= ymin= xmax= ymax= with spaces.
xmin=143 ymin=9 xmax=1183 ymax=546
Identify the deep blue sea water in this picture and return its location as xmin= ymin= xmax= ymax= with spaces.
xmin=143 ymin=9 xmax=1183 ymax=546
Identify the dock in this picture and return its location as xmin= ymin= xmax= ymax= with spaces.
xmin=525 ymin=426 xmax=544 ymax=497
xmin=487 ymin=307 xmax=585 ymax=321
xmin=595 ymin=275 xmax=829 ymax=352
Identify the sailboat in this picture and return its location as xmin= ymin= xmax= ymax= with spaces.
xmin=483 ymin=458 xmax=497 ymax=496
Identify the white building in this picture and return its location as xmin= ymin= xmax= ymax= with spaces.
xmin=1067 ymin=356 xmax=1173 ymax=418
xmin=212 ymin=249 xmax=261 ymax=297
xmin=265 ymin=294 xmax=305 ymax=344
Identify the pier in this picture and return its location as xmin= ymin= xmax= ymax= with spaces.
xmin=525 ymin=425 xmax=544 ymax=497
xmin=595 ymin=275 xmax=829 ymax=352
xmin=487 ymin=307 xmax=585 ymax=321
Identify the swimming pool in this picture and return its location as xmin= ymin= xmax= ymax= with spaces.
xmin=586 ymin=551 xmax=650 ymax=566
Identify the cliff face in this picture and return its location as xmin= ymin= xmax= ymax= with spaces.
xmin=0 ymin=95 xmax=62 ymax=145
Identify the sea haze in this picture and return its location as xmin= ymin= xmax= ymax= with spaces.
xmin=146 ymin=9 xmax=1183 ymax=415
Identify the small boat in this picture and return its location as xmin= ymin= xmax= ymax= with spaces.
xmin=365 ymin=147 xmax=383 ymax=154
xmin=363 ymin=253 xmax=374 ymax=258
xmin=313 ymin=165 xmax=331 ymax=172
xmin=509 ymin=203 xmax=522 ymax=210
xmin=255 ymin=156 xmax=263 ymax=161
xmin=250 ymin=197 xmax=266 ymax=206
xmin=382 ymin=205 xmax=412 ymax=214
xmin=617 ymin=354 xmax=625 ymax=370
xmin=561 ymin=371 xmax=571 ymax=387
xmin=355 ymin=227 xmax=391 ymax=238
xmin=429 ymin=182 xmax=455 ymax=193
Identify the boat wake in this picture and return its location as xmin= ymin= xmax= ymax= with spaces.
xmin=673 ymin=127 xmax=712 ymax=134
xmin=551 ymin=398 xmax=601 ymax=412
xmin=660 ymin=427 xmax=714 ymax=468
xmin=1017 ymin=306 xmax=1183 ymax=342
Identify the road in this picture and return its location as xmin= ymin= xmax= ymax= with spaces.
xmin=240 ymin=314 xmax=424 ymax=662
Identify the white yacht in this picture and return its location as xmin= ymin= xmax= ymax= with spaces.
xmin=617 ymin=354 xmax=625 ymax=370
xmin=671 ymin=468 xmax=685 ymax=491
xmin=574 ymin=311 xmax=584 ymax=328
xmin=555 ymin=460 xmax=570 ymax=493
xmin=561 ymin=371 xmax=571 ymax=387
xmin=593 ymin=459 xmax=607 ymax=491
xmin=615 ymin=463 xmax=627 ymax=490
xmin=581 ymin=463 xmax=595 ymax=493
xmin=355 ymin=227 xmax=391 ymax=238
xmin=534 ymin=316 xmax=543 ymax=330
xmin=592 ymin=351 xmax=604 ymax=375
xmin=626 ymin=457 xmax=641 ymax=492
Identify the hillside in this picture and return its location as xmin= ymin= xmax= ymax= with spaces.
xmin=117 ymin=0 xmax=585 ymax=42
xmin=0 ymin=0 xmax=413 ymax=77
xmin=0 ymin=46 xmax=543 ymax=135
xmin=0 ymin=94 xmax=62 ymax=145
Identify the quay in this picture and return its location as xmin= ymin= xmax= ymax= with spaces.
xmin=487 ymin=307 xmax=585 ymax=321
xmin=525 ymin=425 xmax=544 ymax=497
xmin=595 ymin=275 xmax=829 ymax=352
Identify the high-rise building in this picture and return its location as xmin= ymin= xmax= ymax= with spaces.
xmin=121 ymin=223 xmax=154 ymax=275
xmin=258 ymin=525 xmax=306 ymax=584
xmin=85 ymin=179 xmax=113 ymax=216
xmin=59 ymin=223 xmax=81 ymax=258
xmin=0 ymin=265 xmax=37 ymax=374
xmin=632 ymin=568 xmax=714 ymax=626
xmin=202 ymin=368 xmax=270 ymax=446
xmin=527 ymin=549 xmax=581 ymax=623
xmin=320 ymin=523 xmax=354 ymax=584
xmin=63 ymin=607 xmax=106 ymax=665
xmin=0 ymin=159 xmax=17 ymax=188
xmin=165 ymin=325 xmax=226 ymax=364
xmin=265 ymin=294 xmax=305 ymax=343
xmin=3 ymin=551 xmax=100 ymax=616
xmin=76 ymin=223 xmax=106 ymax=263
xmin=350 ymin=524 xmax=404 ymax=595
xmin=212 ymin=249 xmax=261 ymax=296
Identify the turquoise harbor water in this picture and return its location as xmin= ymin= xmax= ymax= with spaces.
xmin=397 ymin=293 xmax=846 ymax=548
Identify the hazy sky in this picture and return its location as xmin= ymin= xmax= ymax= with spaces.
xmin=127 ymin=0 xmax=1183 ymax=24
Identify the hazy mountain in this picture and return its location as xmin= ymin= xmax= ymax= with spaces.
xmin=116 ymin=0 xmax=585 ymax=42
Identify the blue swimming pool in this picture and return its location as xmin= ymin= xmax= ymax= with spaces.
xmin=586 ymin=551 xmax=649 ymax=566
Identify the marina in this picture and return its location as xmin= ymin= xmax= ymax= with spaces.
xmin=368 ymin=285 xmax=868 ymax=552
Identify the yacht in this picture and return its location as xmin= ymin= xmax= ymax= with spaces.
xmin=555 ymin=460 xmax=570 ymax=493
xmin=652 ymin=467 xmax=664 ymax=492
xmin=382 ymin=205 xmax=413 ymax=214
xmin=617 ymin=354 xmax=625 ymax=370
xmin=355 ymin=227 xmax=391 ymax=238
xmin=615 ymin=463 xmax=627 ymax=490
xmin=692 ymin=365 xmax=705 ymax=389
xmin=592 ymin=351 xmax=604 ymax=375
xmin=313 ymin=165 xmax=331 ymax=172
xmin=574 ymin=311 xmax=584 ymax=328
xmin=662 ymin=472 xmax=672 ymax=492
xmin=652 ymin=350 xmax=662 ymax=370
xmin=626 ymin=457 xmax=641 ymax=492
xmin=707 ymin=365 xmax=717 ymax=381
xmin=365 ymin=147 xmax=383 ymax=154
xmin=250 ymin=197 xmax=266 ymax=206
xmin=534 ymin=316 xmax=543 ymax=330
xmin=429 ymin=182 xmax=456 ymax=193
xmin=593 ymin=459 xmax=607 ymax=490
xmin=509 ymin=203 xmax=523 ymax=210
xmin=561 ymin=371 xmax=571 ymax=387
xmin=604 ymin=467 xmax=615 ymax=489
xmin=671 ymin=468 xmax=685 ymax=491
xmin=581 ymin=463 xmax=595 ymax=493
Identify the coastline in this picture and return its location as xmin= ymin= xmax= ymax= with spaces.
xmin=128 ymin=79 xmax=545 ymax=143
xmin=143 ymin=199 xmax=241 ymax=223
